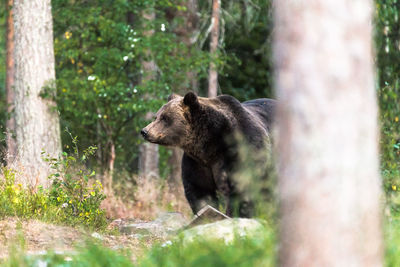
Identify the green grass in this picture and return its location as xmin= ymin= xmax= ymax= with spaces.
xmin=138 ymin=224 xmax=276 ymax=267
xmin=1 ymin=243 xmax=134 ymax=267
xmin=0 ymin=224 xmax=276 ymax=267
xmin=4 ymin=208 xmax=400 ymax=266
xmin=385 ymin=216 xmax=400 ymax=267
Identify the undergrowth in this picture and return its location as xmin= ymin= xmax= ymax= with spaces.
xmin=0 ymin=225 xmax=276 ymax=267
xmin=0 ymin=136 xmax=107 ymax=230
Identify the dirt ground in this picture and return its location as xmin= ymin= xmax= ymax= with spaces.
xmin=0 ymin=217 xmax=166 ymax=261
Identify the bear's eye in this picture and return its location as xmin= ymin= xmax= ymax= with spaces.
xmin=160 ymin=115 xmax=171 ymax=124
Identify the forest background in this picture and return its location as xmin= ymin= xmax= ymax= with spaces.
xmin=0 ymin=0 xmax=398 ymax=265
xmin=0 ymin=0 xmax=276 ymax=218
xmin=0 ymin=0 xmax=399 ymax=225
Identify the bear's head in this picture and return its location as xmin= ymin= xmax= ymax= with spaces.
xmin=141 ymin=92 xmax=200 ymax=147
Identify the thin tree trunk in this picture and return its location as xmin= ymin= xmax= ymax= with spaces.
xmin=96 ymin=120 xmax=103 ymax=170
xmin=207 ymin=0 xmax=220 ymax=97
xmin=105 ymin=140 xmax=115 ymax=194
xmin=13 ymin=0 xmax=61 ymax=187
xmin=5 ymin=0 xmax=16 ymax=165
xmin=168 ymin=148 xmax=183 ymax=191
xmin=138 ymin=141 xmax=159 ymax=179
xmin=138 ymin=8 xmax=159 ymax=179
xmin=274 ymin=1 xmax=382 ymax=266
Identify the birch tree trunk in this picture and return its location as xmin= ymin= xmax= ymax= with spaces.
xmin=207 ymin=0 xmax=220 ymax=97
xmin=13 ymin=0 xmax=61 ymax=187
xmin=5 ymin=0 xmax=16 ymax=165
xmin=274 ymin=1 xmax=382 ymax=266
xmin=138 ymin=8 xmax=159 ymax=179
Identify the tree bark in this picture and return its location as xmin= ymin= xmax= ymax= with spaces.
xmin=12 ymin=0 xmax=61 ymax=187
xmin=104 ymin=139 xmax=115 ymax=194
xmin=138 ymin=8 xmax=159 ymax=180
xmin=5 ymin=0 xmax=16 ymax=165
xmin=207 ymin=0 xmax=220 ymax=97
xmin=274 ymin=1 xmax=382 ymax=266
xmin=168 ymin=147 xmax=183 ymax=191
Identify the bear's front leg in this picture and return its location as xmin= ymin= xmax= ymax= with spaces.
xmin=211 ymin=162 xmax=233 ymax=216
xmin=181 ymin=153 xmax=218 ymax=214
xmin=182 ymin=181 xmax=218 ymax=214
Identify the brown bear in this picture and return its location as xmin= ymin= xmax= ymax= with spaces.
xmin=141 ymin=92 xmax=275 ymax=217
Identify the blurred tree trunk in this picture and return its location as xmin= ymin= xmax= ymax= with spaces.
xmin=106 ymin=139 xmax=115 ymax=193
xmin=5 ymin=0 xmax=16 ymax=165
xmin=207 ymin=0 xmax=220 ymax=97
xmin=138 ymin=7 xmax=159 ymax=180
xmin=101 ymin=119 xmax=116 ymax=194
xmin=12 ymin=0 xmax=61 ymax=187
xmin=274 ymin=1 xmax=382 ymax=266
xmin=168 ymin=0 xmax=199 ymax=191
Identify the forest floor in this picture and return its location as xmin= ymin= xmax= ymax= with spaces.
xmin=0 ymin=217 xmax=171 ymax=261
xmin=0 ymin=178 xmax=194 ymax=262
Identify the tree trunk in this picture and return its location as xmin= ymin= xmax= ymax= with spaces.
xmin=104 ymin=139 xmax=115 ymax=194
xmin=12 ymin=0 xmax=61 ymax=187
xmin=138 ymin=141 xmax=159 ymax=179
xmin=274 ymin=1 xmax=382 ymax=266
xmin=207 ymin=0 xmax=220 ymax=97
xmin=168 ymin=147 xmax=183 ymax=191
xmin=5 ymin=0 xmax=16 ymax=165
xmin=138 ymin=8 xmax=159 ymax=179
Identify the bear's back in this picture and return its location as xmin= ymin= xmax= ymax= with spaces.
xmin=242 ymin=98 xmax=276 ymax=131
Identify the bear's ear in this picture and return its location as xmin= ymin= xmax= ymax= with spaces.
xmin=168 ymin=93 xmax=180 ymax=102
xmin=183 ymin=92 xmax=199 ymax=108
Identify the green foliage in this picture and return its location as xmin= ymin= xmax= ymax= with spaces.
xmin=375 ymin=0 xmax=400 ymax=214
xmin=0 ymin=140 xmax=107 ymax=230
xmin=376 ymin=0 xmax=400 ymax=168
xmin=2 ymin=242 xmax=134 ymax=267
xmin=0 ymin=167 xmax=49 ymax=219
xmin=139 ymin=228 xmax=276 ymax=267
xmin=386 ymin=217 xmax=400 ymax=267
xmin=383 ymin=169 xmax=400 ymax=216
xmin=43 ymin=132 xmax=107 ymax=229
xmin=218 ymin=0 xmax=274 ymax=100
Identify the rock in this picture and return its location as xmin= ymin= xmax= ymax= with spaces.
xmin=107 ymin=218 xmax=123 ymax=230
xmin=91 ymin=232 xmax=103 ymax=240
xmin=119 ymin=212 xmax=188 ymax=237
xmin=187 ymin=205 xmax=230 ymax=227
xmin=180 ymin=218 xmax=265 ymax=245
xmin=155 ymin=212 xmax=188 ymax=232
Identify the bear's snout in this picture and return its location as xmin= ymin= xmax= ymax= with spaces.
xmin=141 ymin=128 xmax=149 ymax=139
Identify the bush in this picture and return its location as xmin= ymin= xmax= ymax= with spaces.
xmin=0 ymin=167 xmax=49 ymax=218
xmin=0 ymin=138 xmax=107 ymax=230
xmin=44 ymin=134 xmax=107 ymax=229
xmin=138 ymin=224 xmax=276 ymax=267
